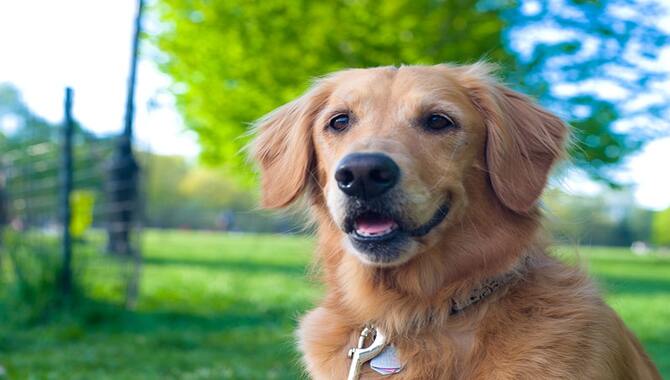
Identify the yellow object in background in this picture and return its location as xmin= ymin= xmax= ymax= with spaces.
xmin=70 ymin=190 xmax=95 ymax=238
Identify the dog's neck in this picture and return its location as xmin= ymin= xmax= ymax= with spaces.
xmin=313 ymin=197 xmax=542 ymax=337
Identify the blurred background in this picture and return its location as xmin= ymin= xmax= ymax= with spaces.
xmin=0 ymin=0 xmax=669 ymax=379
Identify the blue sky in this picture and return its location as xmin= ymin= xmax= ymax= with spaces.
xmin=0 ymin=0 xmax=668 ymax=210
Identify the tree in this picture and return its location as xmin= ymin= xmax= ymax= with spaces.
xmin=502 ymin=0 xmax=670 ymax=183
xmin=0 ymin=84 xmax=58 ymax=146
xmin=178 ymin=166 xmax=253 ymax=211
xmin=151 ymin=0 xmax=508 ymax=176
xmin=543 ymin=187 xmax=655 ymax=246
xmin=153 ymin=0 xmax=669 ymax=184
xmin=141 ymin=153 xmax=191 ymax=228
xmin=142 ymin=153 xmax=253 ymax=229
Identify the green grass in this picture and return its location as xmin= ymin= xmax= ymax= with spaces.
xmin=1 ymin=231 xmax=668 ymax=379
xmin=556 ymin=246 xmax=670 ymax=377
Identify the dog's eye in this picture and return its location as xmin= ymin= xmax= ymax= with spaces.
xmin=329 ymin=114 xmax=350 ymax=132
xmin=425 ymin=114 xmax=457 ymax=131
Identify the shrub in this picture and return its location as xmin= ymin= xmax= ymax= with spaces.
xmin=652 ymin=207 xmax=670 ymax=247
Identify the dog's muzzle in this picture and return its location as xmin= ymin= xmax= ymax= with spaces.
xmin=333 ymin=153 xmax=449 ymax=264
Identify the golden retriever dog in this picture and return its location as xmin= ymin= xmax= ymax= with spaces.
xmin=251 ymin=63 xmax=661 ymax=379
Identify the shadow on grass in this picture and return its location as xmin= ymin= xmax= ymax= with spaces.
xmin=143 ymin=256 xmax=309 ymax=276
xmin=595 ymin=274 xmax=670 ymax=296
xmin=0 ymin=295 xmax=309 ymax=355
xmin=590 ymin=256 xmax=670 ymax=268
xmin=0 ymin=296 xmax=309 ymax=379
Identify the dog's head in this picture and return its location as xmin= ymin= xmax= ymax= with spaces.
xmin=252 ymin=64 xmax=567 ymax=267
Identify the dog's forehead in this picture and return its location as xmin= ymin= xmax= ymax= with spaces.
xmin=325 ymin=66 xmax=465 ymax=108
xmin=326 ymin=67 xmax=397 ymax=103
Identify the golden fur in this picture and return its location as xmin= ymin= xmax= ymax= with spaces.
xmin=251 ymin=64 xmax=661 ymax=379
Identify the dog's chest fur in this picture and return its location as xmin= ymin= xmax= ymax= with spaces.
xmin=297 ymin=255 xmax=660 ymax=380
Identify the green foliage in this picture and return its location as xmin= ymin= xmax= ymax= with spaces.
xmin=178 ymin=166 xmax=253 ymax=211
xmin=652 ymin=207 xmax=670 ymax=247
xmin=0 ymin=83 xmax=69 ymax=146
xmin=0 ymin=232 xmax=79 ymax=325
xmin=0 ymin=231 xmax=668 ymax=378
xmin=0 ymin=83 xmax=102 ymax=144
xmin=544 ymin=188 xmax=654 ymax=246
xmin=502 ymin=0 xmax=670 ymax=183
xmin=142 ymin=153 xmax=302 ymax=231
xmin=152 ymin=1 xmax=669 ymax=185
xmin=141 ymin=153 xmax=192 ymax=227
xmin=151 ymin=0 xmax=508 ymax=176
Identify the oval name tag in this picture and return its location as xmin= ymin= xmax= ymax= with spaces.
xmin=370 ymin=345 xmax=404 ymax=376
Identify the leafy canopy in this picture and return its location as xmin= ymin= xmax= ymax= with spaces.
xmin=151 ymin=0 xmax=507 ymax=177
xmin=501 ymin=0 xmax=670 ymax=183
xmin=152 ymin=0 xmax=669 ymax=184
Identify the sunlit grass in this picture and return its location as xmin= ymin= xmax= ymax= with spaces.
xmin=556 ymin=246 xmax=670 ymax=376
xmin=0 ymin=231 xmax=668 ymax=379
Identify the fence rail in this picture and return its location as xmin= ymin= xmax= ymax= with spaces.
xmin=0 ymin=88 xmax=143 ymax=307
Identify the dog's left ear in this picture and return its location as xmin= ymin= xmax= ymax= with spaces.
xmin=250 ymin=82 xmax=331 ymax=209
xmin=462 ymin=65 xmax=569 ymax=214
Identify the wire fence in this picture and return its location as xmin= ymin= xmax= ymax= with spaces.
xmin=0 ymin=88 xmax=143 ymax=308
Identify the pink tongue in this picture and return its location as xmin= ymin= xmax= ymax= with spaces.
xmin=355 ymin=216 xmax=396 ymax=235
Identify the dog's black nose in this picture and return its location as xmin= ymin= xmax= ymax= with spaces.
xmin=335 ymin=153 xmax=399 ymax=199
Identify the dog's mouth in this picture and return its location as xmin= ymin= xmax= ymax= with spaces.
xmin=344 ymin=203 xmax=450 ymax=243
xmin=353 ymin=212 xmax=400 ymax=239
xmin=342 ymin=203 xmax=450 ymax=265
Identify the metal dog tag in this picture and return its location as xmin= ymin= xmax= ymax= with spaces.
xmin=347 ymin=326 xmax=387 ymax=380
xmin=370 ymin=345 xmax=404 ymax=375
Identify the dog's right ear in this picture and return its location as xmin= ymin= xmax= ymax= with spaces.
xmin=250 ymin=82 xmax=331 ymax=209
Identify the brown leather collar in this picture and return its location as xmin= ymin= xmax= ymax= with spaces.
xmin=449 ymin=257 xmax=527 ymax=315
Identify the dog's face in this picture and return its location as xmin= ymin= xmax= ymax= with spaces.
xmin=252 ymin=64 xmax=566 ymax=267
xmin=312 ymin=67 xmax=485 ymax=266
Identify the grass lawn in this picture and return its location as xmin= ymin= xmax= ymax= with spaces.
xmin=1 ymin=230 xmax=669 ymax=379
